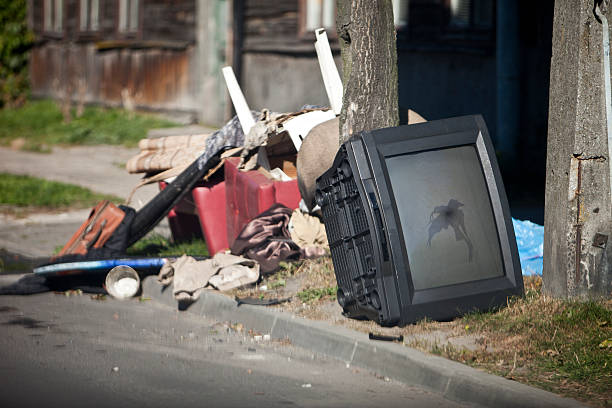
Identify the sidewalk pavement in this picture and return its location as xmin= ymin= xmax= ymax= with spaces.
xmin=0 ymin=145 xmax=169 ymax=257
xmin=0 ymin=145 xmax=584 ymax=408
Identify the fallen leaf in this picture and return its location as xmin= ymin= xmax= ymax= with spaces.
xmin=599 ymin=339 xmax=612 ymax=349
xmin=542 ymin=349 xmax=559 ymax=357
xmin=90 ymin=294 xmax=106 ymax=301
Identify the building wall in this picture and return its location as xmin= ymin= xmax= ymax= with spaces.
xmin=397 ymin=50 xmax=497 ymax=130
xmin=28 ymin=0 xmax=205 ymax=120
xmin=239 ymin=0 xmax=334 ymax=112
xmin=241 ymin=53 xmax=336 ymax=113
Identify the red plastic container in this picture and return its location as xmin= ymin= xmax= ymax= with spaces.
xmin=224 ymin=157 xmax=301 ymax=247
xmin=191 ymin=181 xmax=228 ymax=255
xmin=160 ymin=178 xmax=229 ymax=256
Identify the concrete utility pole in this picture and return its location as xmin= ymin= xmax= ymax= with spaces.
xmin=335 ymin=0 xmax=399 ymax=142
xmin=544 ymin=0 xmax=612 ymax=299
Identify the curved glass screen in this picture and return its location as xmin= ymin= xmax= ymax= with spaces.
xmin=385 ymin=145 xmax=504 ymax=291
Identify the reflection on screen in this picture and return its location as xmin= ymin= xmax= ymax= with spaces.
xmin=385 ymin=145 xmax=504 ymax=291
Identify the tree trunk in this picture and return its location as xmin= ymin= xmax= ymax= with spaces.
xmin=336 ymin=0 xmax=399 ymax=144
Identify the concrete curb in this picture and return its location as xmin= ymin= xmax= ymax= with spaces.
xmin=142 ymin=276 xmax=584 ymax=408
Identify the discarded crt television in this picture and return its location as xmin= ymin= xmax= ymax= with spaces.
xmin=315 ymin=115 xmax=523 ymax=326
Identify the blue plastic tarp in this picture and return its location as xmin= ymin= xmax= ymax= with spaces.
xmin=512 ymin=218 xmax=543 ymax=276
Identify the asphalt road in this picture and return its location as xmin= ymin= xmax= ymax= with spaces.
xmin=0 ymin=293 xmax=468 ymax=408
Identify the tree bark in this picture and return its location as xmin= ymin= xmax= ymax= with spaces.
xmin=336 ymin=0 xmax=399 ymax=144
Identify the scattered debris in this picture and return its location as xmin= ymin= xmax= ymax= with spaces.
xmin=235 ymin=296 xmax=291 ymax=307
xmin=301 ymin=383 xmax=312 ymax=388
xmin=105 ymin=265 xmax=140 ymax=300
xmin=368 ymin=333 xmax=404 ymax=343
xmin=159 ymin=253 xmax=259 ymax=302
xmin=62 ymin=289 xmax=83 ymax=297
xmin=90 ymin=294 xmax=107 ymax=301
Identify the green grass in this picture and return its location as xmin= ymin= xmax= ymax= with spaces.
xmin=127 ymin=234 xmax=209 ymax=257
xmin=0 ymin=172 xmax=121 ymax=209
xmin=0 ymin=99 xmax=177 ymax=150
xmin=296 ymin=286 xmax=337 ymax=303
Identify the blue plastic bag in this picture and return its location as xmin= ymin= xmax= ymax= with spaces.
xmin=512 ymin=218 xmax=543 ymax=276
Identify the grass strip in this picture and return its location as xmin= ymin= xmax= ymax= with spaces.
xmin=127 ymin=234 xmax=209 ymax=258
xmin=0 ymin=100 xmax=177 ymax=151
xmin=0 ymin=173 xmax=121 ymax=209
xmin=296 ymin=286 xmax=337 ymax=303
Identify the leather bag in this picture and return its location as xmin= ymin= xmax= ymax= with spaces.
xmin=57 ymin=200 xmax=126 ymax=256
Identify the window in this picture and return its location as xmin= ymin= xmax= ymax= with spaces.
xmin=397 ymin=0 xmax=495 ymax=51
xmin=80 ymin=0 xmax=99 ymax=31
xmin=44 ymin=0 xmax=63 ymax=32
xmin=118 ymin=0 xmax=139 ymax=33
xmin=300 ymin=0 xmax=335 ymax=35
xmin=393 ymin=0 xmax=409 ymax=27
xmin=449 ymin=0 xmax=494 ymax=29
xmin=300 ymin=0 xmax=413 ymax=37
xmin=298 ymin=0 xmax=493 ymax=49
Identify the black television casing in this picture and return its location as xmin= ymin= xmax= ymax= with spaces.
xmin=315 ymin=115 xmax=524 ymax=326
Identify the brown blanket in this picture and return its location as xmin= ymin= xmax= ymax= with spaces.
xmin=230 ymin=204 xmax=325 ymax=273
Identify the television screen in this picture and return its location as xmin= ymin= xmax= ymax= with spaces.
xmin=316 ymin=115 xmax=523 ymax=326
xmin=385 ymin=146 xmax=504 ymax=291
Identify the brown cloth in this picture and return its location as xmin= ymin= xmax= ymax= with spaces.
xmin=158 ymin=253 xmax=260 ymax=301
xmin=230 ymin=204 xmax=325 ymax=273
xmin=289 ymin=209 xmax=328 ymax=249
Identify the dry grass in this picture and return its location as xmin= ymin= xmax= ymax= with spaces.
xmin=397 ymin=276 xmax=611 ymax=407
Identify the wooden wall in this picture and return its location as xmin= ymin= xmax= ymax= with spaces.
xmin=28 ymin=0 xmax=200 ymax=116
xmin=30 ymin=0 xmax=196 ymax=42
xmin=242 ymin=0 xmax=329 ymax=53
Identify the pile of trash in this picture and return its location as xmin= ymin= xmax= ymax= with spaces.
xmin=23 ymin=102 xmax=336 ymax=300
xmin=0 ymin=27 xmax=545 ymax=323
xmin=12 ymin=35 xmax=343 ymax=299
xmin=158 ymin=204 xmax=327 ymax=303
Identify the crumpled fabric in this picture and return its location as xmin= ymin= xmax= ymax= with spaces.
xmin=289 ymin=209 xmax=328 ymax=249
xmin=158 ymin=253 xmax=260 ymax=301
xmin=195 ymin=111 xmax=260 ymax=171
xmin=208 ymin=259 xmax=260 ymax=291
xmin=231 ymin=204 xmax=326 ymax=273
xmin=239 ymin=109 xmax=285 ymax=171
